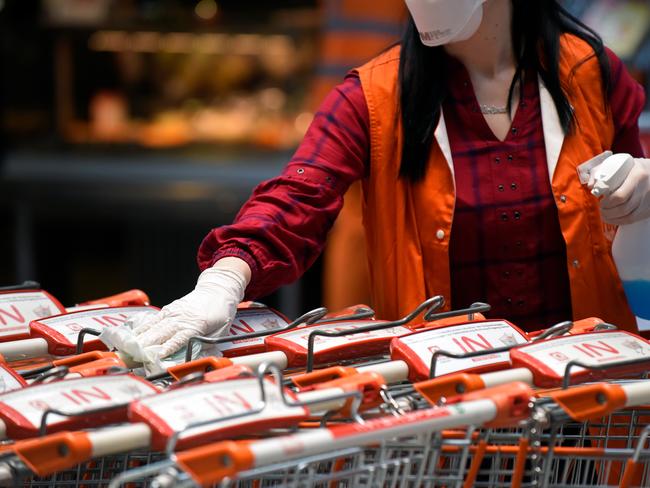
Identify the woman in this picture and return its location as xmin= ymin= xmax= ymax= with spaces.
xmin=132 ymin=0 xmax=650 ymax=358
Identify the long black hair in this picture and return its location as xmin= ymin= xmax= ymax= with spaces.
xmin=398 ymin=0 xmax=610 ymax=182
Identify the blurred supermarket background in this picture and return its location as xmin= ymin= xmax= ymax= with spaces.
xmin=1 ymin=0 xmax=649 ymax=317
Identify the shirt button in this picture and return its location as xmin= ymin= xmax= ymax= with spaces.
xmin=501 ymin=212 xmax=509 ymax=221
xmin=498 ymin=184 xmax=504 ymax=192
xmin=511 ymin=127 xmax=518 ymax=134
xmin=511 ymin=183 xmax=517 ymax=190
xmin=506 ymin=298 xmax=513 ymax=305
xmin=560 ymin=194 xmax=567 ymax=203
xmin=495 ymin=157 xmax=501 ymax=164
xmin=436 ymin=229 xmax=445 ymax=240
xmin=296 ymin=168 xmax=305 ymax=174
xmin=572 ymin=259 xmax=580 ymax=268
xmin=514 ymin=210 xmax=521 ymax=220
xmin=507 ymin=155 xmax=513 ymax=161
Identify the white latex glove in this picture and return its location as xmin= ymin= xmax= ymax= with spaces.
xmin=131 ymin=257 xmax=250 ymax=358
xmin=598 ymin=157 xmax=650 ymax=225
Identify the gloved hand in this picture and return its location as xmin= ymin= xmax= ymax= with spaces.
xmin=596 ymin=156 xmax=650 ymax=226
xmin=131 ymin=257 xmax=251 ymax=358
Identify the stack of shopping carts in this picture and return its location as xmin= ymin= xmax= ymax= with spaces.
xmin=0 ymin=281 xmax=649 ymax=487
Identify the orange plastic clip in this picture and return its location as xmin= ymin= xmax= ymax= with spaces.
xmin=289 ymin=366 xmax=359 ymax=390
xmin=204 ymin=364 xmax=253 ymax=383
xmin=167 ymin=357 xmax=234 ymax=381
xmin=410 ymin=313 xmax=487 ymax=331
xmin=13 ymin=431 xmax=93 ymax=477
xmin=80 ymin=289 xmax=150 ymax=307
xmin=414 ymin=373 xmax=487 ymax=406
xmin=313 ymin=371 xmax=387 ymax=414
xmin=52 ymin=351 xmax=120 ymax=369
xmin=528 ymin=316 xmax=605 ymax=338
xmin=175 ymin=440 xmax=254 ymax=487
xmin=322 ymin=304 xmax=373 ymax=320
xmin=545 ymin=383 xmax=626 ymax=421
xmin=70 ymin=358 xmax=127 ymax=377
xmin=568 ymin=317 xmax=606 ymax=334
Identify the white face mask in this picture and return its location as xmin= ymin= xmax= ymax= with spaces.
xmin=404 ymin=0 xmax=487 ymax=47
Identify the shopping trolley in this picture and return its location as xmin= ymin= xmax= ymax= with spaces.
xmin=0 ymin=286 xmax=647 ymax=487
xmin=101 ymin=378 xmax=650 ymax=488
xmin=8 ymin=346 xmax=650 ymax=488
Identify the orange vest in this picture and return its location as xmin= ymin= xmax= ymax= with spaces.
xmin=356 ymin=35 xmax=637 ymax=332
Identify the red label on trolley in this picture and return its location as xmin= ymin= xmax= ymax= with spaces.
xmin=129 ymin=377 xmax=309 ymax=450
xmin=0 ymin=290 xmax=65 ymax=341
xmin=30 ymin=306 xmax=159 ymax=355
xmin=0 ymin=374 xmax=158 ymax=438
xmin=510 ymin=331 xmax=650 ymax=387
xmin=216 ymin=308 xmax=290 ymax=357
xmin=0 ymin=364 xmax=27 ymax=393
xmin=391 ymin=320 xmax=529 ymax=381
xmin=265 ymin=320 xmax=411 ymax=367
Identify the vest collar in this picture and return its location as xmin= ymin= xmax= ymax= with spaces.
xmin=538 ymin=75 xmax=565 ymax=182
xmin=433 ymin=77 xmax=566 ymax=183
xmin=434 ymin=108 xmax=454 ymax=178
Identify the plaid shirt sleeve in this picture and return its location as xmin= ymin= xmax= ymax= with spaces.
xmin=607 ymin=47 xmax=646 ymax=157
xmin=197 ymin=73 xmax=369 ymax=299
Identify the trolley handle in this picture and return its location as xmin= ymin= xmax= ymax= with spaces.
xmin=305 ymin=295 xmax=445 ymax=372
xmin=546 ymin=380 xmax=650 ymax=421
xmin=6 ymin=423 xmax=153 ymax=480
xmin=183 ymin=306 xmax=329 ymax=363
xmin=37 ymin=400 xmax=131 ymax=436
xmin=415 ymin=368 xmax=534 ymax=405
xmin=426 ymin=318 xmax=577 ymax=378
xmin=561 ymin=356 xmax=650 ymax=389
xmin=164 ymin=361 xmax=363 ymax=455
xmin=35 ymin=368 xmax=134 ymax=435
xmin=5 ymin=430 xmax=94 ymax=479
xmin=428 ymin=345 xmax=514 ymax=379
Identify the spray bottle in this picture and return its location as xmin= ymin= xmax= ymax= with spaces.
xmin=583 ymin=153 xmax=650 ymax=332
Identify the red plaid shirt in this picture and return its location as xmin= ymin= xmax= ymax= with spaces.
xmin=444 ymin=57 xmax=572 ymax=330
xmin=198 ymin=48 xmax=645 ymax=329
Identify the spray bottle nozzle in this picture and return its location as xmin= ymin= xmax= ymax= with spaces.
xmin=588 ymin=153 xmax=635 ymax=198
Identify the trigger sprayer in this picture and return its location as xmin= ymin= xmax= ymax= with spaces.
xmin=590 ymin=153 xmax=635 ymax=197
xmin=588 ymin=153 xmax=650 ymax=333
